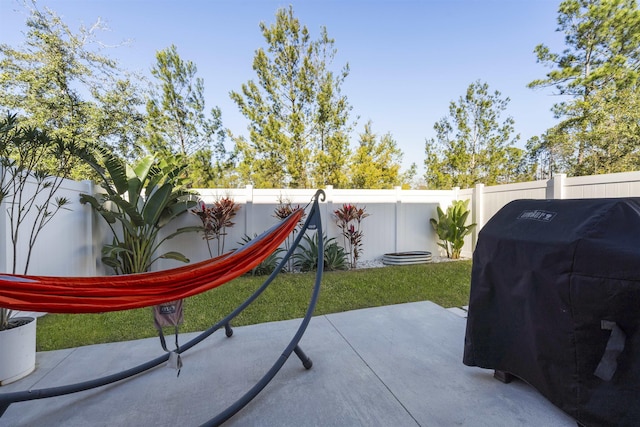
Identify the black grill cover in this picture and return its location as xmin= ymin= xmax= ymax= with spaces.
xmin=463 ymin=198 xmax=640 ymax=427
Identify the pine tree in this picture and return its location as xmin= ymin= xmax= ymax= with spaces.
xmin=424 ymin=81 xmax=526 ymax=189
xmin=350 ymin=121 xmax=404 ymax=189
xmin=528 ymin=0 xmax=640 ymax=175
xmin=230 ymin=6 xmax=354 ymax=188
xmin=145 ymin=45 xmax=229 ymax=187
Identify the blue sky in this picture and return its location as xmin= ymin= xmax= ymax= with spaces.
xmin=1 ymin=0 xmax=567 ymax=176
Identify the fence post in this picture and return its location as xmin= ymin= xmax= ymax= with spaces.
xmin=472 ymin=183 xmax=485 ymax=250
xmin=324 ymin=185 xmax=333 ymax=240
xmin=244 ymin=185 xmax=253 ymax=237
xmin=0 ymin=190 xmax=6 ymax=274
xmin=81 ymin=180 xmax=96 ymax=276
xmin=394 ymin=186 xmax=402 ymax=253
xmin=550 ymin=174 xmax=567 ymax=199
xmin=324 ymin=185 xmax=333 ymax=204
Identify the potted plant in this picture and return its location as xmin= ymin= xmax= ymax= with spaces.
xmin=0 ymin=113 xmax=81 ymax=384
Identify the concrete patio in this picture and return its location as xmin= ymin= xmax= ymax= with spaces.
xmin=0 ymin=301 xmax=576 ymax=426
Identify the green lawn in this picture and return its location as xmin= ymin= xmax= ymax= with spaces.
xmin=36 ymin=260 xmax=472 ymax=351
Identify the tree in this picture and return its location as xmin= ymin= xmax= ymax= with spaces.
xmin=424 ymin=81 xmax=526 ymax=189
xmin=230 ymin=6 xmax=354 ymax=188
xmin=0 ymin=113 xmax=87 ymax=329
xmin=525 ymin=131 xmax=571 ymax=180
xmin=399 ymin=162 xmax=418 ymax=189
xmin=349 ymin=121 xmax=405 ymax=189
xmin=528 ymin=0 xmax=640 ymax=175
xmin=145 ymin=45 xmax=229 ymax=188
xmin=0 ymin=2 xmax=145 ymax=173
xmin=580 ymin=84 xmax=640 ymax=173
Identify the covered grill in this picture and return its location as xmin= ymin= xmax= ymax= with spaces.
xmin=463 ymin=198 xmax=640 ymax=427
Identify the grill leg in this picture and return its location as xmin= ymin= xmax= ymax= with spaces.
xmin=494 ymin=370 xmax=514 ymax=383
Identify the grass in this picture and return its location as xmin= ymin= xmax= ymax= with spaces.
xmin=36 ymin=260 xmax=472 ymax=351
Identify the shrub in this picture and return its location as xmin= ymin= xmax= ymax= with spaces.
xmin=294 ymin=233 xmax=348 ymax=272
xmin=238 ymin=234 xmax=283 ymax=276
xmin=334 ymin=204 xmax=369 ymax=269
xmin=430 ymin=199 xmax=476 ymax=259
xmin=192 ymin=196 xmax=240 ymax=257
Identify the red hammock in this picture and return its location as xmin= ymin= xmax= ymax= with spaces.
xmin=0 ymin=209 xmax=303 ymax=314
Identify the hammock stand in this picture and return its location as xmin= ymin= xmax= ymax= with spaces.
xmin=0 ymin=189 xmax=326 ymax=426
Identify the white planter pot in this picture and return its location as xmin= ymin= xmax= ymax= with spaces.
xmin=0 ymin=317 xmax=36 ymax=386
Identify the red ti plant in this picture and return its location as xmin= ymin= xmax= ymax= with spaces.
xmin=334 ymin=204 xmax=369 ymax=269
xmin=192 ymin=196 xmax=240 ymax=257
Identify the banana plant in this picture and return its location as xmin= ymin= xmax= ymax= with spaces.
xmin=430 ymin=199 xmax=476 ymax=259
xmin=80 ymin=149 xmax=200 ymax=274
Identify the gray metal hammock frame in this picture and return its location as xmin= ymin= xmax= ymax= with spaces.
xmin=0 ymin=189 xmax=326 ymax=426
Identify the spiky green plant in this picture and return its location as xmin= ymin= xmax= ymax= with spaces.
xmin=238 ymin=234 xmax=283 ymax=276
xmin=294 ymin=232 xmax=348 ymax=272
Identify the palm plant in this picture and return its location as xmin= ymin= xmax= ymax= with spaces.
xmin=79 ymin=150 xmax=200 ymax=274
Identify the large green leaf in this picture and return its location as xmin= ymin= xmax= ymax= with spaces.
xmin=101 ymin=257 xmax=122 ymax=269
xmin=78 ymin=148 xmax=110 ymax=189
xmin=158 ymin=198 xmax=197 ymax=227
xmin=79 ymin=193 xmax=116 ymax=223
xmin=142 ymin=182 xmax=172 ymax=225
xmin=103 ymin=153 xmax=128 ymax=195
xmin=163 ymin=163 xmax=188 ymax=183
xmin=165 ymin=226 xmax=204 ymax=239
xmin=113 ymin=212 xmax=139 ymax=236
xmin=109 ymin=194 xmax=145 ymax=226
xmin=127 ymin=176 xmax=143 ymax=208
xmin=143 ymin=162 xmax=164 ymax=196
xmin=132 ymin=155 xmax=155 ymax=181
xmin=157 ymin=251 xmax=190 ymax=263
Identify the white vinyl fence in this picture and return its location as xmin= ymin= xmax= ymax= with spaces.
xmin=3 ymin=170 xmax=640 ymax=276
xmin=0 ymin=177 xmax=96 ymax=276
